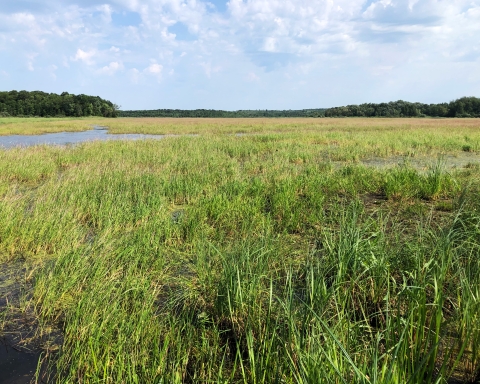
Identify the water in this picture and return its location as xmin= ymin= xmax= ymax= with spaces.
xmin=0 ymin=126 xmax=165 ymax=149
xmin=0 ymin=344 xmax=42 ymax=384
xmin=361 ymin=153 xmax=480 ymax=171
xmin=0 ymin=262 xmax=58 ymax=384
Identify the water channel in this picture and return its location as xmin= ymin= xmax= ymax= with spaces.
xmin=0 ymin=126 xmax=165 ymax=149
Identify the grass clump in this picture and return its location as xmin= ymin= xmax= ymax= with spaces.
xmin=382 ymin=159 xmax=457 ymax=201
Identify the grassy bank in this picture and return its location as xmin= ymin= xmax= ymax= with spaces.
xmin=0 ymin=117 xmax=109 ymax=136
xmin=1 ymin=118 xmax=480 ymax=383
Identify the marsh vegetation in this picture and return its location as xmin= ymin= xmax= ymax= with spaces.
xmin=1 ymin=117 xmax=480 ymax=383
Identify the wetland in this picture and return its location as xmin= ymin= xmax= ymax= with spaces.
xmin=1 ymin=117 xmax=480 ymax=383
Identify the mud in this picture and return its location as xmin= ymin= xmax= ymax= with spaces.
xmin=0 ymin=262 xmax=61 ymax=383
xmin=360 ymin=153 xmax=480 ymax=171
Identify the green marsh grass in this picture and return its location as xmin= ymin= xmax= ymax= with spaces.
xmin=0 ymin=118 xmax=480 ymax=382
xmin=0 ymin=117 xmax=108 ymax=136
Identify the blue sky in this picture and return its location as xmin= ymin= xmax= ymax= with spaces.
xmin=0 ymin=0 xmax=479 ymax=110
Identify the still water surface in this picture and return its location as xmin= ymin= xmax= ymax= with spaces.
xmin=0 ymin=126 xmax=164 ymax=149
xmin=0 ymin=344 xmax=42 ymax=384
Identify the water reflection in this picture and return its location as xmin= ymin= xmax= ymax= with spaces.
xmin=0 ymin=126 xmax=165 ymax=149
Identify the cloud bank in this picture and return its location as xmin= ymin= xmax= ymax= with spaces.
xmin=0 ymin=0 xmax=479 ymax=109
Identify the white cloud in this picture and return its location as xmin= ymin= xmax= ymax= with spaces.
xmin=72 ymin=49 xmax=96 ymax=65
xmin=145 ymin=63 xmax=162 ymax=74
xmin=98 ymin=4 xmax=112 ymax=23
xmin=11 ymin=12 xmax=36 ymax=26
xmin=263 ymin=37 xmax=276 ymax=52
xmin=200 ymin=61 xmax=221 ymax=78
xmin=143 ymin=63 xmax=163 ymax=81
xmin=371 ymin=65 xmax=394 ymax=76
xmin=98 ymin=61 xmax=124 ymax=75
xmin=25 ymin=52 xmax=38 ymax=71
xmin=0 ymin=0 xmax=479 ymax=109
xmin=246 ymin=72 xmax=260 ymax=82
xmin=49 ymin=64 xmax=58 ymax=79
xmin=129 ymin=68 xmax=141 ymax=84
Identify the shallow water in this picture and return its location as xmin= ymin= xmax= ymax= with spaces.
xmin=361 ymin=153 xmax=480 ymax=171
xmin=0 ymin=126 xmax=165 ymax=149
xmin=0 ymin=262 xmax=58 ymax=384
xmin=0 ymin=344 xmax=42 ymax=384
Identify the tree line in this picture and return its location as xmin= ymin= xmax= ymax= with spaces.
xmin=2 ymin=91 xmax=479 ymax=119
xmin=118 ymin=108 xmax=325 ymax=118
xmin=0 ymin=90 xmax=119 ymax=118
xmin=119 ymin=97 xmax=480 ymax=118
xmin=324 ymin=97 xmax=480 ymax=118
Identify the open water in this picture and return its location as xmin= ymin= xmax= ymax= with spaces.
xmin=0 ymin=126 xmax=164 ymax=149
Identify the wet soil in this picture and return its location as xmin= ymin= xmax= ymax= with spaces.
xmin=360 ymin=152 xmax=480 ymax=171
xmin=0 ymin=262 xmax=61 ymax=383
xmin=0 ymin=344 xmax=42 ymax=384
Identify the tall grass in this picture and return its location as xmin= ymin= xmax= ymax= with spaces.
xmin=383 ymin=158 xmax=457 ymax=200
xmin=0 ymin=120 xmax=479 ymax=382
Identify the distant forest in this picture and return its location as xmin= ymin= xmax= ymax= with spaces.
xmin=324 ymin=97 xmax=480 ymax=118
xmin=1 ymin=91 xmax=479 ymax=119
xmin=119 ymin=97 xmax=480 ymax=118
xmin=0 ymin=90 xmax=118 ymax=118
xmin=118 ymin=109 xmax=325 ymax=118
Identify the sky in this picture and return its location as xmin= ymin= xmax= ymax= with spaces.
xmin=0 ymin=0 xmax=479 ymax=110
